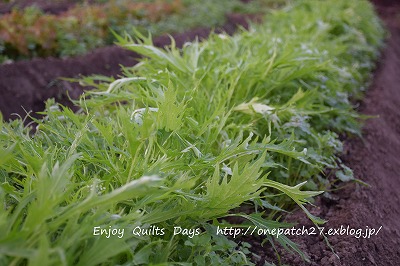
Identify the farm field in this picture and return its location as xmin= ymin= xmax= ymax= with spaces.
xmin=1 ymin=0 xmax=400 ymax=265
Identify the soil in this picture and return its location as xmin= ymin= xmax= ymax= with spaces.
xmin=252 ymin=1 xmax=400 ymax=265
xmin=0 ymin=12 xmax=260 ymax=121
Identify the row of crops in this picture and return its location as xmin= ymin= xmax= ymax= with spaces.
xmin=0 ymin=0 xmax=268 ymax=63
xmin=0 ymin=0 xmax=384 ymax=265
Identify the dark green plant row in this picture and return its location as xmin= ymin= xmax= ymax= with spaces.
xmin=0 ymin=0 xmax=384 ymax=265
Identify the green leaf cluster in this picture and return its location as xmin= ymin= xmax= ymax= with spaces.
xmin=0 ymin=0 xmax=384 ymax=264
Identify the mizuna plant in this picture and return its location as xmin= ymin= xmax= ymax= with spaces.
xmin=0 ymin=0 xmax=383 ymax=265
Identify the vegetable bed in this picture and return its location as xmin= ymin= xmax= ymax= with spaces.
xmin=0 ymin=0 xmax=386 ymax=265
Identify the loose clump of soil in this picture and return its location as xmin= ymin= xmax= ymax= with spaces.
xmin=252 ymin=1 xmax=400 ymax=265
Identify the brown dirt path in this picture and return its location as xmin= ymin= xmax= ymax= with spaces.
xmin=0 ymin=0 xmax=93 ymax=14
xmin=256 ymin=1 xmax=400 ymax=265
